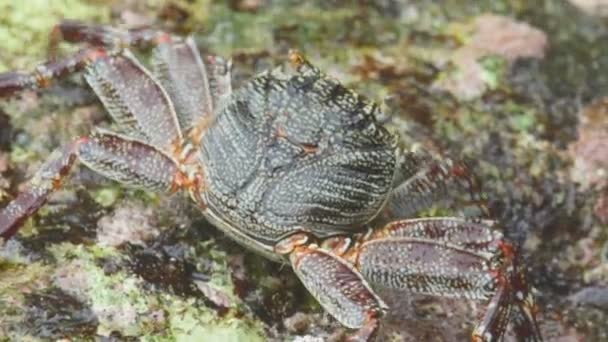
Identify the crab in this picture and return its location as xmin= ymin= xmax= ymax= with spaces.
xmin=0 ymin=21 xmax=542 ymax=341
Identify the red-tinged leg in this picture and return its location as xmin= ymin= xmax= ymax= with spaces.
xmin=510 ymin=293 xmax=542 ymax=342
xmin=501 ymin=243 xmax=543 ymax=342
xmin=1 ymin=20 xmax=175 ymax=100
xmin=472 ymin=256 xmax=541 ymax=342
xmin=0 ymin=138 xmax=83 ymax=239
xmin=472 ymin=276 xmax=512 ymax=342
xmin=277 ymin=235 xmax=387 ymax=341
xmin=49 ymin=20 xmax=173 ymax=54
xmin=0 ymin=131 xmax=190 ymax=240
xmin=0 ymin=48 xmax=108 ymax=99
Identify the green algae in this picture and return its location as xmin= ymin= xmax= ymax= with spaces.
xmin=91 ymin=187 xmax=122 ymax=208
xmin=0 ymin=0 xmax=110 ymax=72
xmin=44 ymin=241 xmax=266 ymax=340
xmin=162 ymin=299 xmax=265 ymax=342
xmin=478 ymin=56 xmax=508 ymax=92
xmin=0 ymin=262 xmax=53 ymax=340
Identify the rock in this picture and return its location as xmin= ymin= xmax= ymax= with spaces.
xmin=120 ymin=10 xmax=154 ymax=28
xmin=96 ymin=201 xmax=159 ymax=247
xmin=293 ymin=336 xmax=324 ymax=342
xmin=284 ymin=312 xmax=313 ymax=334
xmin=231 ymin=0 xmax=264 ymax=12
xmin=433 ymin=14 xmax=548 ymax=100
xmin=568 ymin=0 xmax=608 ymax=17
xmin=194 ymin=280 xmax=233 ymax=309
xmin=594 ymin=192 xmax=608 ymax=224
xmin=470 ymin=14 xmax=548 ymax=62
xmin=569 ymin=286 xmax=608 ymax=310
xmin=568 ymin=98 xmax=608 ymax=190
xmin=53 ymin=259 xmax=92 ymax=302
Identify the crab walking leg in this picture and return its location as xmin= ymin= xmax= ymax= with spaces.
xmin=49 ymin=20 xmax=174 ymax=54
xmin=280 ymin=239 xmax=387 ymax=341
xmin=368 ymin=217 xmax=502 ymax=254
xmin=509 ymin=289 xmax=543 ymax=342
xmin=385 ymin=154 xmax=486 ymax=220
xmin=47 ymin=19 xmax=228 ymax=138
xmin=0 ymin=20 xmax=175 ymax=100
xmin=472 ymin=277 xmax=512 ymax=342
xmin=204 ymin=55 xmax=233 ymax=113
xmin=151 ymin=37 xmax=214 ymax=133
xmin=150 ymin=37 xmax=233 ymax=150
xmin=0 ymin=132 xmax=188 ymax=240
xmin=500 ymin=248 xmax=543 ymax=342
xmin=355 ymin=237 xmax=511 ymax=341
xmin=477 ymin=266 xmax=541 ymax=342
xmin=49 ymin=20 xmax=112 ymax=51
xmin=356 ymin=236 xmax=499 ymax=300
xmin=354 ymin=216 xmax=542 ymax=342
xmin=0 ymin=48 xmax=109 ymax=98
xmin=84 ymin=51 xmax=183 ymax=152
xmin=373 ymin=218 xmax=542 ymax=341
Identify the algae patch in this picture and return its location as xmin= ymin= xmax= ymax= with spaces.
xmin=0 ymin=0 xmax=110 ymax=71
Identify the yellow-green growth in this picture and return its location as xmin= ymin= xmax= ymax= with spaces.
xmin=0 ymin=0 xmax=111 ymax=71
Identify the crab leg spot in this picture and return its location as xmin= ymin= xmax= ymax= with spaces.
xmin=373 ymin=218 xmax=502 ymax=255
xmin=356 ymin=237 xmax=496 ymax=300
xmin=289 ymin=245 xmax=387 ymax=340
xmin=0 ymin=48 xmax=108 ymax=99
xmin=84 ymin=51 xmax=183 ymax=152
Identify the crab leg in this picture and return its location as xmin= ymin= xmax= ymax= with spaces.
xmin=499 ymin=250 xmax=543 ymax=342
xmin=151 ymin=37 xmax=214 ymax=133
xmin=0 ymin=132 xmax=191 ymax=240
xmin=368 ymin=217 xmax=502 ymax=253
xmin=49 ymin=20 xmax=173 ymax=52
xmin=385 ymin=154 xmax=486 ymax=220
xmin=352 ymin=218 xmax=541 ymax=341
xmin=473 ymin=252 xmax=540 ymax=342
xmin=0 ymin=20 xmax=174 ymax=99
xmin=84 ymin=51 xmax=183 ymax=151
xmin=0 ymin=48 xmax=109 ymax=98
xmin=276 ymin=235 xmax=388 ymax=341
xmin=150 ymin=37 xmax=232 ymax=145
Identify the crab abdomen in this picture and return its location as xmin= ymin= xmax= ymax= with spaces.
xmin=201 ymin=58 xmax=397 ymax=243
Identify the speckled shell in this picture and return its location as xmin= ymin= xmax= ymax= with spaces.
xmin=200 ymin=59 xmax=397 ymax=245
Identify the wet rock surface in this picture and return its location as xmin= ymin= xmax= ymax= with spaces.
xmin=1 ymin=1 xmax=608 ymax=341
